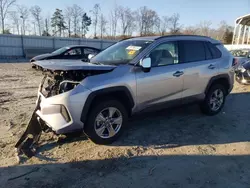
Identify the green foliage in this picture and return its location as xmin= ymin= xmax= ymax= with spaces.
xmin=3 ymin=29 xmax=11 ymax=34
xmin=51 ymin=9 xmax=67 ymax=36
xmin=81 ymin=13 xmax=91 ymax=37
xmin=42 ymin=30 xmax=50 ymax=36
xmin=223 ymin=28 xmax=233 ymax=44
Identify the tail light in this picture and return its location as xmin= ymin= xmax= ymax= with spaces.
xmin=232 ymin=58 xmax=238 ymax=67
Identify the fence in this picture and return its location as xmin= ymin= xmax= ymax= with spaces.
xmin=0 ymin=34 xmax=117 ymax=59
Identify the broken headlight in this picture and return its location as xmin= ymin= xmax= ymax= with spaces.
xmin=59 ymin=81 xmax=80 ymax=94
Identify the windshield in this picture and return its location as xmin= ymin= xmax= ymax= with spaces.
xmin=90 ymin=40 xmax=153 ymax=64
xmin=52 ymin=47 xmax=70 ymax=55
xmin=231 ymin=49 xmax=250 ymax=57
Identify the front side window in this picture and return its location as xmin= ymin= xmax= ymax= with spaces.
xmin=64 ymin=48 xmax=82 ymax=56
xmin=90 ymin=40 xmax=153 ymax=65
xmin=149 ymin=42 xmax=179 ymax=67
xmin=84 ymin=48 xmax=99 ymax=55
xmin=179 ymin=41 xmax=206 ymax=63
xmin=52 ymin=47 xmax=70 ymax=55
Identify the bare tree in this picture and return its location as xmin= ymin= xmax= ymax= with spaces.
xmin=109 ymin=4 xmax=119 ymax=37
xmin=216 ymin=20 xmax=228 ymax=41
xmin=126 ymin=11 xmax=136 ymax=36
xmin=0 ymin=0 xmax=16 ymax=33
xmin=157 ymin=16 xmax=169 ymax=35
xmin=118 ymin=6 xmax=135 ymax=36
xmin=136 ymin=6 xmax=147 ymax=36
xmin=168 ymin=13 xmax=181 ymax=34
xmin=30 ymin=5 xmax=42 ymax=36
xmin=65 ymin=6 xmax=73 ymax=37
xmin=182 ymin=26 xmax=199 ymax=35
xmin=71 ymin=4 xmax=82 ymax=37
xmin=197 ymin=20 xmax=212 ymax=36
xmin=136 ymin=6 xmax=159 ymax=36
xmin=17 ymin=5 xmax=29 ymax=35
xmin=91 ymin=4 xmax=100 ymax=38
xmin=9 ymin=11 xmax=19 ymax=34
xmin=43 ymin=18 xmax=50 ymax=36
xmin=99 ymin=14 xmax=107 ymax=39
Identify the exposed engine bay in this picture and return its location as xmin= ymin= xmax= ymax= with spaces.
xmin=41 ymin=69 xmax=111 ymax=98
xmin=15 ymin=68 xmax=112 ymax=158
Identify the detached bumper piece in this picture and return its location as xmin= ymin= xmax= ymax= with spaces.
xmin=235 ymin=71 xmax=250 ymax=85
xmin=15 ymin=98 xmax=48 ymax=158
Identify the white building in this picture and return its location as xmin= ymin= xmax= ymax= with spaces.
xmin=226 ymin=14 xmax=250 ymax=50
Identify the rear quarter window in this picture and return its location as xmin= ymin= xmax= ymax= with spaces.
xmin=207 ymin=42 xmax=222 ymax=59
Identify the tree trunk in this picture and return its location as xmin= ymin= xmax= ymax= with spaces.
xmin=2 ymin=17 xmax=4 ymax=34
xmin=23 ymin=19 xmax=25 ymax=35
xmin=68 ymin=20 xmax=71 ymax=37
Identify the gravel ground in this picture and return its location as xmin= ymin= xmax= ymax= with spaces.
xmin=0 ymin=63 xmax=250 ymax=188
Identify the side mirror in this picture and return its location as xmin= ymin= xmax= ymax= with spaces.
xmin=88 ymin=54 xmax=95 ymax=60
xmin=140 ymin=57 xmax=151 ymax=72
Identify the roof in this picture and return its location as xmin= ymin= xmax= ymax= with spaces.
xmin=236 ymin=14 xmax=250 ymax=26
xmin=124 ymin=35 xmax=220 ymax=44
xmin=66 ymin=45 xmax=100 ymax=49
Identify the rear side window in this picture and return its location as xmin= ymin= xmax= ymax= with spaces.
xmin=179 ymin=41 xmax=206 ymax=63
xmin=207 ymin=42 xmax=222 ymax=59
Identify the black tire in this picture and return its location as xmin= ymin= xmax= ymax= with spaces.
xmin=200 ymin=84 xmax=226 ymax=116
xmin=84 ymin=99 xmax=128 ymax=145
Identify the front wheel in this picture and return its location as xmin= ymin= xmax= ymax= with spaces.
xmin=200 ymin=84 xmax=226 ymax=116
xmin=84 ymin=100 xmax=128 ymax=145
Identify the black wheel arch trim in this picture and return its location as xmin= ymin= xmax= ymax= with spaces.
xmin=205 ymin=74 xmax=230 ymax=94
xmin=81 ymin=86 xmax=135 ymax=124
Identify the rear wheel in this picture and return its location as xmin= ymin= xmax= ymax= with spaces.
xmin=84 ymin=100 xmax=128 ymax=145
xmin=200 ymin=84 xmax=226 ymax=116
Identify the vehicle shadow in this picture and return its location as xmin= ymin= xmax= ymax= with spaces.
xmin=1 ymin=154 xmax=250 ymax=188
xmin=114 ymin=91 xmax=250 ymax=148
xmin=36 ymin=91 xmax=250 ymax=154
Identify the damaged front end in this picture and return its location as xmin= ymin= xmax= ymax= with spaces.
xmin=15 ymin=68 xmax=112 ymax=157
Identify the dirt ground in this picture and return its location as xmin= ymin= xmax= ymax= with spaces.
xmin=0 ymin=63 xmax=250 ymax=188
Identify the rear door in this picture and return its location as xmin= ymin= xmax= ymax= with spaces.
xmin=178 ymin=40 xmax=219 ymax=100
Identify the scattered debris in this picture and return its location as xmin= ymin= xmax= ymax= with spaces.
xmin=149 ymin=166 xmax=156 ymax=176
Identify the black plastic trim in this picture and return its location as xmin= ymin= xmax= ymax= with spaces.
xmin=80 ymin=86 xmax=135 ymax=124
xmin=205 ymin=74 xmax=230 ymax=94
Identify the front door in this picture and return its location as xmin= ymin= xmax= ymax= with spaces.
xmin=135 ymin=41 xmax=184 ymax=111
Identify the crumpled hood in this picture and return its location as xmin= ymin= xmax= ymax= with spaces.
xmin=33 ymin=59 xmax=117 ymax=71
xmin=32 ymin=53 xmax=53 ymax=61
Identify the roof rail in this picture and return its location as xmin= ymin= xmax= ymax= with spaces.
xmin=155 ymin=35 xmax=211 ymax=40
xmin=119 ymin=36 xmax=137 ymax=42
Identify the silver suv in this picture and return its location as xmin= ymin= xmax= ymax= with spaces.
xmin=17 ymin=35 xmax=235 ymax=151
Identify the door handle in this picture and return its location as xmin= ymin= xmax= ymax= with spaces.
xmin=208 ymin=64 xmax=216 ymax=69
xmin=173 ymin=71 xmax=184 ymax=77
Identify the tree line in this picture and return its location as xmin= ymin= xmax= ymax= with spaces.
xmin=0 ymin=0 xmax=233 ymax=43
